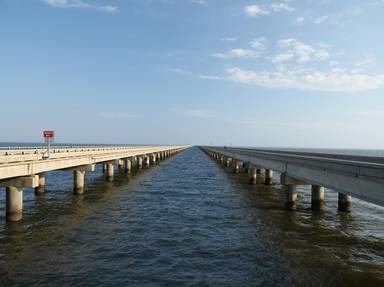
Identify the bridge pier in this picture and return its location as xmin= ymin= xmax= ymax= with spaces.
xmin=338 ymin=193 xmax=352 ymax=212
xmin=249 ymin=168 xmax=258 ymax=185
xmin=137 ymin=157 xmax=143 ymax=169
xmin=35 ymin=173 xmax=46 ymax=195
xmin=265 ymin=169 xmax=273 ymax=185
xmin=243 ymin=162 xmax=251 ymax=173
xmin=233 ymin=161 xmax=242 ymax=174
xmin=226 ymin=158 xmax=232 ymax=167
xmin=6 ymin=187 xmax=23 ymax=222
xmin=152 ymin=154 xmax=156 ymax=164
xmin=0 ymin=176 xmax=38 ymax=222
xmin=285 ymin=184 xmax=298 ymax=210
xmin=102 ymin=164 xmax=106 ymax=173
xmin=117 ymin=159 xmax=124 ymax=171
xmin=125 ymin=159 xmax=132 ymax=173
xmin=74 ymin=170 xmax=85 ymax=194
xmin=106 ymin=163 xmax=114 ymax=181
xmin=311 ymin=185 xmax=325 ymax=210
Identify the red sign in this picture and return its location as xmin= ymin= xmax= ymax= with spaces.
xmin=43 ymin=131 xmax=55 ymax=138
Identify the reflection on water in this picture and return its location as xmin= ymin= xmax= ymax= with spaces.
xmin=0 ymin=147 xmax=383 ymax=286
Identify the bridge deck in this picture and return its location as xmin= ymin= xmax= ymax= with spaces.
xmin=0 ymin=146 xmax=188 ymax=180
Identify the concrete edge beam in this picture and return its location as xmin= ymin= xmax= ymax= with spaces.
xmin=280 ymin=173 xmax=309 ymax=186
xmin=0 ymin=175 xmax=39 ymax=188
xmin=64 ymin=164 xmax=95 ymax=172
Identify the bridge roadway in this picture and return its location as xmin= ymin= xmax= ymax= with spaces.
xmin=202 ymin=146 xmax=384 ymax=211
xmin=0 ymin=146 xmax=189 ymax=221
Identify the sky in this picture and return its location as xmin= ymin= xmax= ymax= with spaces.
xmin=0 ymin=0 xmax=384 ymax=148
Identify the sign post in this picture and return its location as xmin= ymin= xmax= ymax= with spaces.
xmin=43 ymin=131 xmax=55 ymax=158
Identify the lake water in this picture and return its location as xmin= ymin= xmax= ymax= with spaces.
xmin=0 ymin=147 xmax=383 ymax=286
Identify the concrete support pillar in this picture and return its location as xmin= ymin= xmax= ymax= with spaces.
xmin=145 ymin=157 xmax=150 ymax=167
xmin=137 ymin=157 xmax=143 ymax=169
xmin=6 ymin=186 xmax=23 ymax=222
xmin=226 ymin=158 xmax=232 ymax=167
xmin=152 ymin=154 xmax=156 ymax=164
xmin=338 ymin=193 xmax=352 ymax=212
xmin=233 ymin=161 xmax=242 ymax=173
xmin=243 ymin=162 xmax=250 ymax=173
xmin=35 ymin=173 xmax=46 ymax=195
xmin=102 ymin=164 xmax=106 ymax=174
xmin=106 ymin=163 xmax=114 ymax=181
xmin=265 ymin=169 xmax=273 ymax=185
xmin=284 ymin=185 xmax=298 ymax=210
xmin=249 ymin=168 xmax=257 ymax=185
xmin=125 ymin=159 xmax=132 ymax=173
xmin=74 ymin=170 xmax=85 ymax=194
xmin=311 ymin=185 xmax=325 ymax=210
xmin=117 ymin=159 xmax=124 ymax=171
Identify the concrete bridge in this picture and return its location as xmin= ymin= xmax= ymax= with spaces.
xmin=202 ymin=146 xmax=384 ymax=211
xmin=0 ymin=146 xmax=189 ymax=221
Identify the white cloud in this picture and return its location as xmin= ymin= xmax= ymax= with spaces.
xmin=44 ymin=0 xmax=117 ymax=12
xmin=295 ymin=16 xmax=305 ymax=24
xmin=244 ymin=5 xmax=269 ymax=16
xmin=277 ymin=38 xmax=330 ymax=63
xmin=199 ymin=74 xmax=223 ymax=80
xmin=271 ymin=2 xmax=294 ymax=12
xmin=211 ymin=49 xmax=258 ymax=59
xmin=168 ymin=68 xmax=193 ymax=75
xmin=225 ymin=66 xmax=384 ymax=92
xmin=245 ymin=3 xmax=294 ymax=16
xmin=221 ymin=37 xmax=238 ymax=42
xmin=250 ymin=37 xmax=267 ymax=52
xmin=313 ymin=15 xmax=329 ymax=24
xmin=272 ymin=52 xmax=295 ymax=63
xmin=190 ymin=0 xmax=207 ymax=5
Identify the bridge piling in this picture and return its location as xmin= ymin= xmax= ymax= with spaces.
xmin=137 ymin=157 xmax=143 ymax=169
xmin=265 ymin=169 xmax=273 ymax=185
xmin=284 ymin=184 xmax=298 ymax=210
xmin=311 ymin=185 xmax=325 ymax=210
xmin=125 ymin=159 xmax=132 ymax=174
xmin=117 ymin=160 xmax=124 ymax=171
xmin=249 ymin=168 xmax=257 ymax=185
xmin=338 ymin=193 xmax=352 ymax=212
xmin=35 ymin=173 xmax=46 ymax=195
xmin=6 ymin=187 xmax=23 ymax=222
xmin=233 ymin=161 xmax=242 ymax=174
xmin=106 ymin=163 xmax=114 ymax=181
xmin=74 ymin=170 xmax=85 ymax=194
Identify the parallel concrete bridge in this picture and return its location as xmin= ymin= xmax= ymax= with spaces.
xmin=0 ymin=146 xmax=189 ymax=221
xmin=202 ymin=146 xmax=384 ymax=211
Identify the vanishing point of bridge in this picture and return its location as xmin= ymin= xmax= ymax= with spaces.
xmin=1 ymin=145 xmax=383 ymax=222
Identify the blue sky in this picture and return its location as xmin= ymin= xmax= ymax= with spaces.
xmin=1 ymin=0 xmax=384 ymax=148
